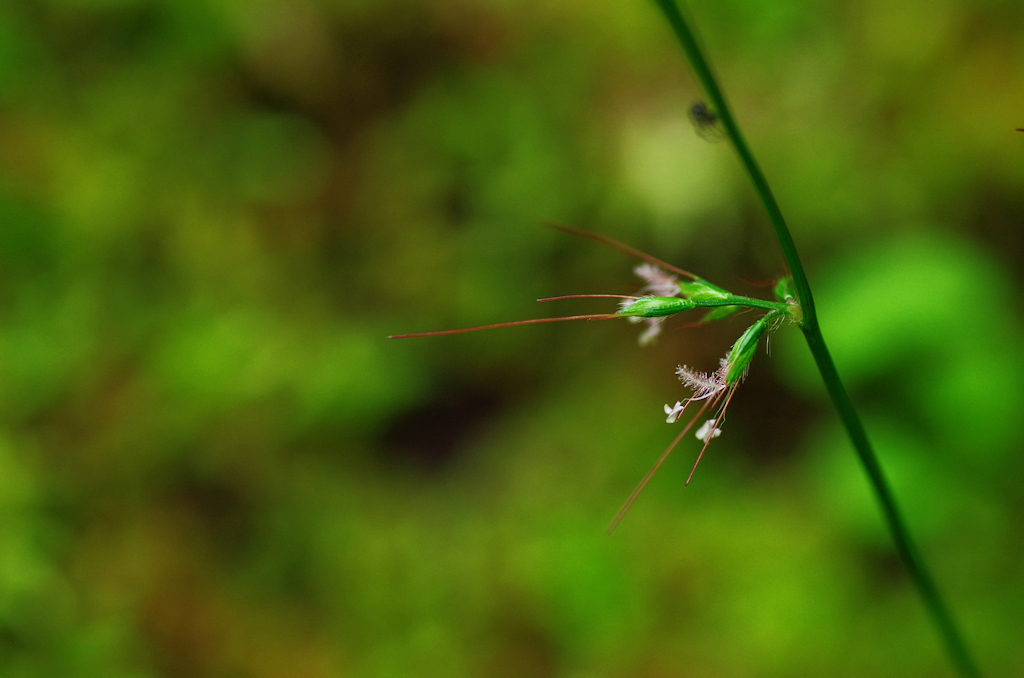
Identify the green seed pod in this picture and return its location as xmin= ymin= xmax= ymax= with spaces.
xmin=679 ymin=280 xmax=731 ymax=302
xmin=724 ymin=311 xmax=779 ymax=383
xmin=618 ymin=296 xmax=696 ymax=318
xmin=773 ymin=276 xmax=796 ymax=303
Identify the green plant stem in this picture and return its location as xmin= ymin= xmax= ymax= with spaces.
xmin=650 ymin=1 xmax=981 ymax=676
xmin=700 ymin=296 xmax=789 ymax=312
xmin=649 ymin=0 xmax=814 ymax=325
xmin=802 ymin=327 xmax=980 ymax=678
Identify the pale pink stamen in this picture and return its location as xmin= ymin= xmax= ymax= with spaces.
xmin=634 ymin=263 xmax=681 ymax=297
xmin=675 ymin=365 xmax=726 ymax=401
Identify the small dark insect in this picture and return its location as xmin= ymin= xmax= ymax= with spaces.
xmin=689 ymin=101 xmax=725 ymax=141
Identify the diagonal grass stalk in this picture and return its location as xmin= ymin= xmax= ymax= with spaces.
xmin=649 ymin=1 xmax=982 ymax=675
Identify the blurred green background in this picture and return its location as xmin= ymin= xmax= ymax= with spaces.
xmin=1 ymin=0 xmax=1022 ymax=676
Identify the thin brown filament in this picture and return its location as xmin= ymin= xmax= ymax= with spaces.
xmin=546 ymin=221 xmax=699 ymax=281
xmin=388 ymin=314 xmax=619 ymax=339
xmin=671 ymin=320 xmax=710 ymax=330
xmin=606 ymin=397 xmax=714 ymax=534
xmin=685 ymin=384 xmax=738 ymax=485
xmin=739 ymin=276 xmax=776 ymax=288
xmin=537 ymin=294 xmax=638 ymax=302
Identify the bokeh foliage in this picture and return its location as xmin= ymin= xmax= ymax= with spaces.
xmin=0 ymin=0 xmax=1022 ymax=676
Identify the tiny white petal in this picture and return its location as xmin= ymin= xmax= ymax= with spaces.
xmin=664 ymin=401 xmax=685 ymax=423
xmin=695 ymin=419 xmax=722 ymax=443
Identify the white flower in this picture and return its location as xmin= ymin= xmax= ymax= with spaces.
xmin=664 ymin=401 xmax=686 ymax=423
xmin=695 ymin=419 xmax=722 ymax=443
